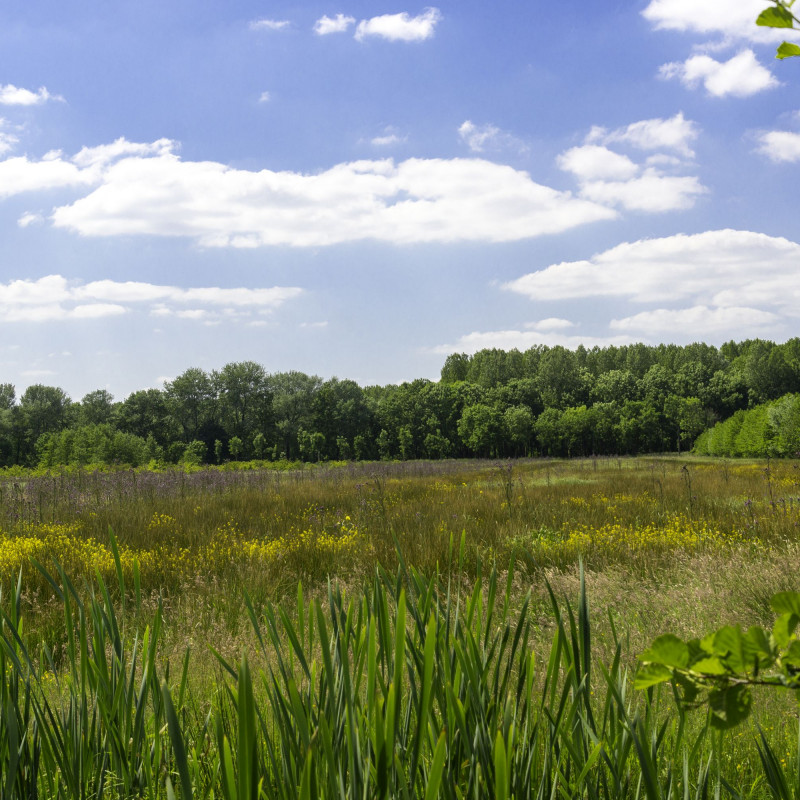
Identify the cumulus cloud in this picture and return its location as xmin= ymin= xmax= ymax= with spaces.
xmin=314 ymin=14 xmax=355 ymax=35
xmin=503 ymin=229 xmax=800 ymax=341
xmin=557 ymin=145 xmax=639 ymax=181
xmin=505 ymin=230 xmax=800 ymax=304
xmin=17 ymin=212 xmax=44 ymax=227
xmin=559 ymin=115 xmax=705 ymax=213
xmin=436 ymin=230 xmax=800 ymax=355
xmin=0 ymin=275 xmax=303 ymax=323
xmin=431 ymin=328 xmax=630 ymax=355
xmin=524 ymin=318 xmax=575 ymax=331
xmin=459 ymin=121 xmax=501 ymax=153
xmin=660 ymin=50 xmax=778 ymax=97
xmin=370 ymin=126 xmax=407 ymax=146
xmin=258 ymin=91 xmax=271 ymax=103
xmin=249 ymin=19 xmax=290 ymax=31
xmin=458 ymin=121 xmax=527 ymax=155
xmin=355 ymin=8 xmax=441 ymax=42
xmin=578 ymin=171 xmax=706 ymax=212
xmin=756 ymin=130 xmax=800 ymax=162
xmin=72 ymin=137 xmax=175 ymax=169
xmin=0 ymin=156 xmax=94 ymax=198
xmin=0 ymin=84 xmax=62 ymax=105
xmin=642 ymin=0 xmax=789 ymax=44
xmin=34 ymin=143 xmax=615 ymax=246
xmin=586 ymin=113 xmax=698 ymax=157
xmin=371 ymin=133 xmax=404 ymax=146
xmin=610 ymin=305 xmax=780 ymax=336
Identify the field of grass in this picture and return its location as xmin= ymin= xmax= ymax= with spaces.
xmin=2 ymin=456 xmax=800 ymax=798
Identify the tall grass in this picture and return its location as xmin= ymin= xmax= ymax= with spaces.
xmin=0 ymin=537 xmax=795 ymax=799
xmin=1 ymin=457 xmax=798 ymax=601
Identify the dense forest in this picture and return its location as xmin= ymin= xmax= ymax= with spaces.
xmin=4 ymin=338 xmax=800 ymax=468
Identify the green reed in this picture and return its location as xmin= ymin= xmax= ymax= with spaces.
xmin=0 ymin=535 xmax=795 ymax=799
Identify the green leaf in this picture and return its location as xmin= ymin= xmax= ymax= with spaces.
xmin=162 ymin=681 xmax=193 ymax=800
xmin=757 ymin=6 xmax=795 ymax=28
xmin=782 ymin=639 xmax=800 ymax=668
xmin=772 ymin=592 xmax=800 ymax=616
xmin=777 ymin=41 xmax=800 ymax=58
xmin=708 ymin=684 xmax=752 ymax=730
xmin=494 ymin=733 xmax=508 ymax=800
xmin=712 ymin=626 xmax=746 ymax=672
xmin=640 ymin=633 xmax=689 ymax=669
xmin=690 ymin=657 xmax=728 ymax=676
xmin=634 ymin=662 xmax=673 ymax=689
xmin=773 ymin=612 xmax=798 ymax=648
xmin=424 ymin=734 xmax=447 ymax=800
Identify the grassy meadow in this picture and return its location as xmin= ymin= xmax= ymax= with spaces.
xmin=2 ymin=456 xmax=800 ymax=798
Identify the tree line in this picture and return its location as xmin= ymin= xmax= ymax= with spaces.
xmin=3 ymin=338 xmax=800 ymax=468
xmin=693 ymin=392 xmax=800 ymax=458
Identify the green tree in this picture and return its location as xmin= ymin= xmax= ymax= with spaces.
xmin=440 ymin=352 xmax=470 ymax=383
xmin=228 ymin=435 xmax=243 ymax=460
xmin=214 ymin=361 xmax=272 ymax=448
xmin=504 ymin=406 xmax=534 ymax=456
xmin=117 ymin=389 xmax=175 ymax=447
xmin=165 ymin=368 xmax=215 ymax=442
xmin=457 ymin=403 xmax=506 ymax=457
xmin=79 ymin=389 xmax=115 ymax=426
xmin=181 ymin=440 xmax=206 ymax=466
xmin=19 ymin=384 xmax=71 ymax=464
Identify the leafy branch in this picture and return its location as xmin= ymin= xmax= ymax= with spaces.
xmin=758 ymin=1 xmax=800 ymax=58
xmin=636 ymin=591 xmax=800 ymax=729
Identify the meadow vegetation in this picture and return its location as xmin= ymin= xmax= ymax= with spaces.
xmin=2 ymin=455 xmax=800 ymax=797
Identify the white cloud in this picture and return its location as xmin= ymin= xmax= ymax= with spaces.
xmin=0 ymin=156 xmax=93 ymax=198
xmin=578 ymin=170 xmax=706 ymax=212
xmin=437 ymin=230 xmax=800 ymax=354
xmin=560 ymin=117 xmax=705 ymax=213
xmin=258 ymin=91 xmax=271 ymax=103
xmin=370 ymin=126 xmax=407 ymax=146
xmin=72 ymin=137 xmax=175 ymax=168
xmin=457 ymin=120 xmax=527 ymax=155
xmin=610 ymin=305 xmax=780 ymax=336
xmin=0 ymin=275 xmax=303 ymax=323
xmin=249 ymin=19 xmax=291 ymax=31
xmin=371 ymin=133 xmax=405 ymax=146
xmin=660 ymin=50 xmax=778 ymax=97
xmin=355 ymin=8 xmax=441 ymax=42
xmin=504 ymin=230 xmax=800 ymax=305
xmin=458 ymin=121 xmax=501 ymax=153
xmin=0 ymin=120 xmax=19 ymax=155
xmin=0 ymin=84 xmax=62 ymax=105
xmin=524 ymin=318 xmax=575 ymax=331
xmin=756 ymin=130 xmax=800 ymax=162
xmin=314 ymin=14 xmax=355 ymax=35
xmin=557 ymin=145 xmax=639 ymax=181
xmin=431 ymin=329 xmax=630 ymax=355
xmin=17 ymin=211 xmax=44 ymax=227
xmin=43 ymin=144 xmax=615 ymax=246
xmin=642 ymin=0 xmax=788 ymax=44
xmin=587 ymin=113 xmax=698 ymax=157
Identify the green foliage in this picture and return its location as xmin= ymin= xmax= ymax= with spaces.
xmin=181 ymin=439 xmax=207 ymax=466
xmin=757 ymin=2 xmax=800 ymax=57
xmin=8 ymin=338 xmax=800 ymax=468
xmin=637 ymin=591 xmax=800 ymax=730
xmin=0 ymin=539 xmax=761 ymax=799
xmin=694 ymin=394 xmax=800 ymax=457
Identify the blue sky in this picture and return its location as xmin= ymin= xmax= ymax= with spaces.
xmin=1 ymin=0 xmax=799 ymax=400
